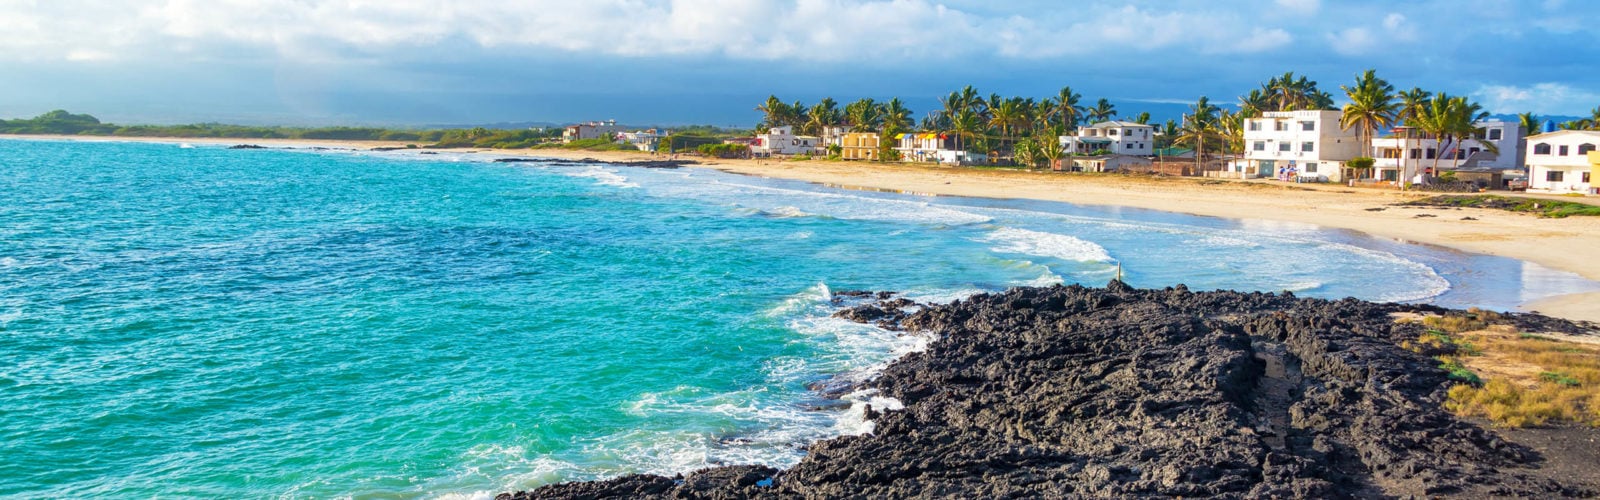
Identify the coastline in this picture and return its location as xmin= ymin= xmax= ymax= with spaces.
xmin=8 ymin=133 xmax=1599 ymax=322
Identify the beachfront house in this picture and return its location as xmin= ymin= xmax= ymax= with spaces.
xmin=893 ymin=132 xmax=987 ymax=165
xmin=840 ymin=132 xmax=881 ymax=161
xmin=1525 ymin=130 xmax=1600 ymax=194
xmin=1370 ymin=120 xmax=1525 ymax=183
xmin=1056 ymin=154 xmax=1153 ymax=173
xmin=1059 ymin=121 xmax=1155 ymax=156
xmin=563 ymin=120 xmax=625 ymax=143
xmin=1233 ymin=110 xmax=1363 ymax=182
xmin=619 ymin=129 xmax=665 ymax=151
xmin=821 ymin=126 xmax=850 ymax=152
xmin=752 ymin=126 xmax=821 ymax=157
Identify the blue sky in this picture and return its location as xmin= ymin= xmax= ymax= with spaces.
xmin=2 ymin=0 xmax=1597 ymax=127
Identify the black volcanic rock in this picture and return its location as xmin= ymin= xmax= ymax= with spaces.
xmin=507 ymin=283 xmax=1597 ymax=499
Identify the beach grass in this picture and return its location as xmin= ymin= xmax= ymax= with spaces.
xmin=1398 ymin=195 xmax=1600 ymax=218
xmin=1404 ymin=312 xmax=1600 ymax=427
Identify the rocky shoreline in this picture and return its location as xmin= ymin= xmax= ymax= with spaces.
xmin=503 ymin=283 xmax=1598 ymax=499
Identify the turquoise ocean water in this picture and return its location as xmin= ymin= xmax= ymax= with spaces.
xmin=2 ymin=139 xmax=1596 ymax=498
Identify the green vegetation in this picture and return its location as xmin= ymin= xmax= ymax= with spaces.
xmin=1 ymin=110 xmax=750 ymax=153
xmin=696 ymin=143 xmax=749 ymax=158
xmin=1400 ymin=312 xmax=1600 ymax=428
xmin=1398 ymin=195 xmax=1600 ymax=218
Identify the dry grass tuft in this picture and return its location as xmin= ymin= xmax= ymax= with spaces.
xmin=1440 ymin=325 xmax=1600 ymax=428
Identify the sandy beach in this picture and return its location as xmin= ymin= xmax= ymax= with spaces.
xmin=9 ymin=134 xmax=1599 ymax=322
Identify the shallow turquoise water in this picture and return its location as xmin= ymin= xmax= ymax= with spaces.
xmin=1 ymin=139 xmax=1594 ymax=498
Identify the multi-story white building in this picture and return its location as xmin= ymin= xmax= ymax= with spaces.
xmin=1525 ymin=130 xmax=1600 ymax=194
xmin=1059 ymin=121 xmax=1155 ymax=156
xmin=562 ymin=120 xmax=624 ymax=143
xmin=1235 ymin=110 xmax=1364 ymax=182
xmin=751 ymin=126 xmax=821 ymax=156
xmin=1369 ymin=120 xmax=1526 ymax=182
xmin=619 ymin=129 xmax=665 ymax=151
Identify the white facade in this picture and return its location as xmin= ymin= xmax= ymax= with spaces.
xmin=563 ymin=120 xmax=624 ymax=143
xmin=1060 ymin=121 xmax=1155 ymax=156
xmin=752 ymin=126 xmax=820 ymax=156
xmin=1058 ymin=154 xmax=1152 ymax=173
xmin=619 ymin=129 xmax=665 ymax=151
xmin=894 ymin=132 xmax=954 ymax=163
xmin=1370 ymin=121 xmax=1526 ymax=181
xmin=1238 ymin=110 xmax=1363 ymax=182
xmin=1525 ymin=130 xmax=1600 ymax=194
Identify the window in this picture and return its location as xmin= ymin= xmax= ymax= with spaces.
xmin=1279 ymin=142 xmax=1291 ymax=152
xmin=1253 ymin=141 xmax=1266 ymax=151
xmin=1274 ymin=121 xmax=1288 ymax=131
xmin=1488 ymin=128 xmax=1502 ymax=140
xmin=1301 ymin=141 xmax=1314 ymax=152
xmin=1547 ymin=170 xmax=1564 ymax=182
xmin=1534 ymin=143 xmax=1552 ymax=155
xmin=1425 ymin=148 xmax=1436 ymax=159
xmin=1409 ymin=148 xmax=1421 ymax=159
xmin=1300 ymin=121 xmax=1315 ymax=131
xmin=1126 ymin=143 xmax=1134 ymax=150
xmin=1585 ymin=172 xmax=1592 ymax=183
xmin=1559 ymin=145 xmax=1569 ymax=156
xmin=1305 ymin=162 xmax=1319 ymax=173
xmin=1580 ymin=143 xmax=1597 ymax=154
xmin=1249 ymin=121 xmax=1261 ymax=131
xmin=1109 ymin=129 xmax=1119 ymax=136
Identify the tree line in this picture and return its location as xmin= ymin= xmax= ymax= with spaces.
xmin=755 ymin=71 xmax=1600 ymax=169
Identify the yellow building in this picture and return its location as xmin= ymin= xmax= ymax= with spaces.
xmin=1591 ymin=151 xmax=1600 ymax=194
xmin=841 ymin=132 xmax=880 ymax=161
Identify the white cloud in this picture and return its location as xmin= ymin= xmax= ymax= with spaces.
xmin=0 ymin=0 xmax=1295 ymax=64
xmin=1275 ymin=0 xmax=1321 ymax=15
xmin=1471 ymin=82 xmax=1600 ymax=116
xmin=1327 ymin=12 xmax=1413 ymax=56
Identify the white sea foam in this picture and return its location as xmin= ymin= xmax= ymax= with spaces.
xmin=563 ymin=166 xmax=639 ymax=189
xmin=981 ymin=227 xmax=1113 ymax=263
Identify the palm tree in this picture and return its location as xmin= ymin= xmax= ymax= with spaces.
xmin=1339 ymin=69 xmax=1398 ymax=154
xmin=1013 ymin=138 xmax=1039 ymax=169
xmin=881 ymin=98 xmax=914 ymax=136
xmin=1393 ymin=87 xmax=1433 ymax=185
xmin=1517 ymin=112 xmax=1540 ymax=136
xmin=1037 ymin=134 xmax=1066 ymax=170
xmin=1217 ymin=109 xmax=1245 ymax=157
xmin=1177 ymin=96 xmax=1220 ymax=174
xmin=1087 ymin=98 xmax=1117 ymax=123
xmin=951 ymin=109 xmax=981 ymax=156
xmin=1052 ymin=86 xmax=1086 ymax=132
xmin=1238 ymin=88 xmax=1270 ymax=118
xmin=990 ymin=99 xmax=1025 ymax=161
xmin=1415 ymin=92 xmax=1489 ymax=178
xmin=755 ymin=95 xmax=794 ymax=131
xmin=804 ymin=98 xmax=841 ymax=136
xmin=844 ymin=98 xmax=882 ymax=132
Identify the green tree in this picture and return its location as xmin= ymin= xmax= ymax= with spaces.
xmin=1087 ymin=98 xmax=1117 ymax=123
xmin=1052 ymin=86 xmax=1086 ymax=132
xmin=804 ymin=98 xmax=842 ymax=136
xmin=1176 ymin=96 xmax=1220 ymax=174
xmin=1133 ymin=112 xmax=1151 ymax=124
xmin=1339 ymin=69 xmax=1399 ymax=152
xmin=1517 ymin=112 xmax=1540 ymax=136
xmin=844 ymin=98 xmax=882 ymax=132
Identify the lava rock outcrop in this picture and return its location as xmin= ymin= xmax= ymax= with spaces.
xmin=504 ymin=283 xmax=1594 ymax=499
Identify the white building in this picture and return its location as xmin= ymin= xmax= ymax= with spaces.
xmin=1060 ymin=121 xmax=1155 ymax=156
xmin=1056 ymin=154 xmax=1152 ymax=173
xmin=563 ymin=120 xmax=624 ymax=143
xmin=1235 ymin=110 xmax=1364 ymax=182
xmin=752 ymin=126 xmax=821 ymax=156
xmin=1525 ymin=130 xmax=1600 ymax=194
xmin=1369 ymin=120 xmax=1526 ymax=182
xmin=619 ymin=129 xmax=665 ymax=151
